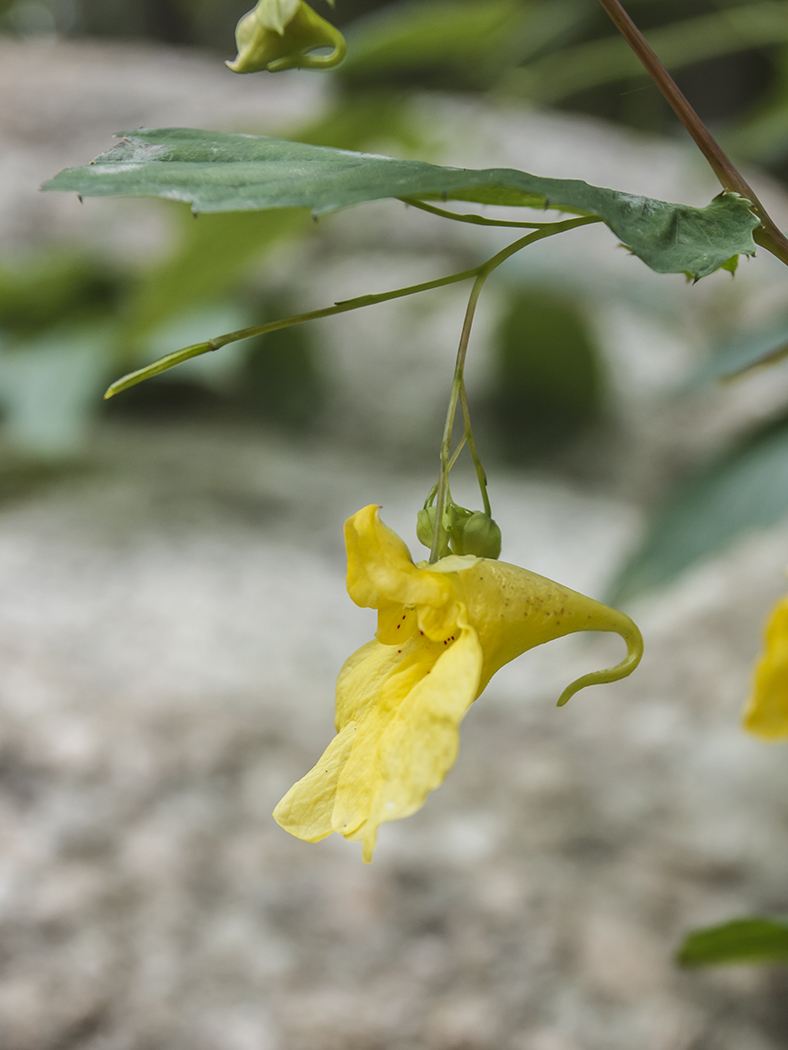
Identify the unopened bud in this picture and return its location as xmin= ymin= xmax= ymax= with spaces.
xmin=227 ymin=0 xmax=346 ymax=74
xmin=449 ymin=512 xmax=502 ymax=560
xmin=416 ymin=507 xmax=436 ymax=549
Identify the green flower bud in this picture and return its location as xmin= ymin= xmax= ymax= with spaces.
xmin=449 ymin=512 xmax=502 ymax=560
xmin=227 ymin=0 xmax=346 ymax=75
xmin=416 ymin=507 xmax=436 ymax=549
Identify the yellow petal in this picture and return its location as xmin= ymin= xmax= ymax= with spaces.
xmin=345 ymin=505 xmax=451 ymax=611
xmin=445 ymin=557 xmax=642 ymax=703
xmin=273 ymin=723 xmax=358 ymax=843
xmin=335 ymin=619 xmax=483 ymax=861
xmin=334 ymin=637 xmax=405 ymax=729
xmin=743 ymin=596 xmax=788 ymax=740
xmin=375 ymin=600 xmax=418 ymax=645
xmin=275 ymin=618 xmax=483 ymax=862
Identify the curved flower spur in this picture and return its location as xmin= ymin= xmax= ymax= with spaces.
xmin=275 ymin=505 xmax=643 ymax=862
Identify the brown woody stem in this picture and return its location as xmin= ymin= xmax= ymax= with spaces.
xmin=597 ymin=0 xmax=788 ymax=268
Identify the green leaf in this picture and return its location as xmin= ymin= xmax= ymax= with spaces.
xmin=612 ymin=418 xmax=788 ymax=602
xmin=694 ymin=316 xmax=788 ymax=382
xmin=503 ymin=2 xmax=788 ymax=104
xmin=42 ymin=129 xmax=759 ymax=279
xmin=677 ymin=918 xmax=788 ymax=967
xmin=121 ymin=95 xmax=423 ymax=347
xmin=340 ymin=0 xmax=523 ymax=82
xmin=490 ymin=288 xmax=603 ymax=458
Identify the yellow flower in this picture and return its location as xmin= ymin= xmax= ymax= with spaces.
xmin=226 ymin=0 xmax=346 ymax=74
xmin=274 ymin=505 xmax=643 ymax=861
xmin=743 ymin=593 xmax=788 ymax=739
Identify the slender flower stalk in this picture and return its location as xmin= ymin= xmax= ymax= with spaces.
xmin=428 ymin=217 xmax=600 ymax=562
xmin=104 ymin=217 xmax=599 ymax=400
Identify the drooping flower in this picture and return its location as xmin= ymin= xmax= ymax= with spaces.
xmin=742 ymin=593 xmax=788 ymax=739
xmin=274 ymin=505 xmax=643 ymax=861
xmin=226 ymin=0 xmax=346 ymax=74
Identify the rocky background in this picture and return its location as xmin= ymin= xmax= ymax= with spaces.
xmin=1 ymin=35 xmax=788 ymax=1050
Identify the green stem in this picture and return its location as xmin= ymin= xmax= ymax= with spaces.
xmin=105 ymin=217 xmax=600 ymax=400
xmin=400 ymin=197 xmax=569 ymax=230
xmin=430 ymin=270 xmax=488 ymax=563
xmin=105 ymin=263 xmax=481 ymax=399
xmin=597 ymin=0 xmax=788 ymax=268
xmin=448 ymin=435 xmax=467 ymax=473
xmin=458 ymin=379 xmax=491 ymax=517
xmin=428 ymin=214 xmax=598 ymax=562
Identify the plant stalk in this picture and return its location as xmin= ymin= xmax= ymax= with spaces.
xmin=597 ymin=0 xmax=788 ymax=267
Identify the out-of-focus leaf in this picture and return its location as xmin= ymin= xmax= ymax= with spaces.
xmin=502 ymin=2 xmax=788 ymax=103
xmin=726 ymin=42 xmax=788 ymax=164
xmin=43 ymin=129 xmax=759 ymax=279
xmin=490 ymin=288 xmax=602 ymax=458
xmin=694 ymin=316 xmax=788 ymax=382
xmin=612 ymin=419 xmax=788 ymax=602
xmin=122 ymin=208 xmax=310 ymax=348
xmin=678 ymin=918 xmax=788 ymax=967
xmin=241 ymin=297 xmax=324 ymax=430
xmin=508 ymin=0 xmax=594 ymax=65
xmin=727 ymin=97 xmax=788 ymax=165
xmin=0 ymin=256 xmax=119 ymax=338
xmin=0 ymin=326 xmax=111 ymax=456
xmin=340 ymin=0 xmax=523 ymax=82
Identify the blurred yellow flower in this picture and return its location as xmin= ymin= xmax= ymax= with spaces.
xmin=227 ymin=0 xmax=345 ymax=74
xmin=274 ymin=504 xmax=643 ymax=861
xmin=743 ymin=593 xmax=788 ymax=739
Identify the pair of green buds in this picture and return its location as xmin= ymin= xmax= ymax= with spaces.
xmin=417 ymin=498 xmax=503 ymax=561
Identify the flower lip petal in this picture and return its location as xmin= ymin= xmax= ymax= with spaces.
xmin=414 ymin=554 xmax=481 ymax=573
xmin=345 ymin=505 xmax=453 ymax=610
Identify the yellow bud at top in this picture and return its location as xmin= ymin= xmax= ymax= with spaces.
xmin=227 ymin=0 xmax=346 ymax=74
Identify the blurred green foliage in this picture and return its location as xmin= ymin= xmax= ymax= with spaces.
xmin=241 ymin=303 xmax=325 ymax=431
xmin=1 ymin=0 xmax=783 ymax=151
xmin=678 ymin=917 xmax=788 ymax=966
xmin=488 ymin=290 xmax=603 ymax=461
xmin=338 ymin=0 xmax=523 ymax=89
xmin=612 ymin=414 xmax=788 ymax=602
xmin=0 ymin=256 xmax=120 ymax=337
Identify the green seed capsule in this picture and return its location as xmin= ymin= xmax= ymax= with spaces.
xmin=416 ymin=507 xmax=437 ymax=549
xmin=450 ymin=512 xmax=502 ymax=560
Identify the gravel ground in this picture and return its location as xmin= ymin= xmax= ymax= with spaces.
xmin=0 ymin=422 xmax=786 ymax=1050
